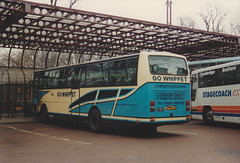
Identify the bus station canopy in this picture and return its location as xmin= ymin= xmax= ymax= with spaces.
xmin=0 ymin=0 xmax=240 ymax=69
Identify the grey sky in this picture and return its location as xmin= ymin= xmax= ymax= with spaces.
xmin=32 ymin=0 xmax=240 ymax=32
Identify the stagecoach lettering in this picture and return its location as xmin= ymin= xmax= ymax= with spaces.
xmin=233 ymin=89 xmax=240 ymax=96
xmin=203 ymin=90 xmax=232 ymax=98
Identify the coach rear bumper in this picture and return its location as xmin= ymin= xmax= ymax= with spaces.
xmin=101 ymin=115 xmax=190 ymax=127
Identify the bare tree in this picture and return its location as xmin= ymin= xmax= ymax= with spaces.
xmin=69 ymin=0 xmax=79 ymax=9
xmin=178 ymin=16 xmax=196 ymax=29
xmin=49 ymin=0 xmax=79 ymax=8
xmin=199 ymin=3 xmax=227 ymax=33
xmin=50 ymin=0 xmax=57 ymax=6
xmin=230 ymin=21 xmax=240 ymax=36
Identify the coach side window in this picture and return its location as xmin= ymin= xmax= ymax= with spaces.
xmin=236 ymin=65 xmax=240 ymax=84
xmin=218 ymin=65 xmax=239 ymax=86
xmin=65 ymin=68 xmax=74 ymax=88
xmin=65 ymin=67 xmax=81 ymax=88
xmin=48 ymin=70 xmax=64 ymax=88
xmin=218 ymin=66 xmax=235 ymax=85
xmin=108 ymin=58 xmax=137 ymax=86
xmin=198 ymin=70 xmax=217 ymax=88
xmin=79 ymin=66 xmax=87 ymax=87
xmin=71 ymin=67 xmax=81 ymax=88
xmin=38 ymin=72 xmax=48 ymax=89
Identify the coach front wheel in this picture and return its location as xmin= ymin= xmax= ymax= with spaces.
xmin=88 ymin=109 xmax=102 ymax=133
xmin=41 ymin=105 xmax=51 ymax=123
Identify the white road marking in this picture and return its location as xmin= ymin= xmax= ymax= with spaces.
xmin=35 ymin=133 xmax=47 ymax=136
xmin=6 ymin=126 xmax=17 ymax=130
xmin=4 ymin=124 xmax=91 ymax=145
xmin=159 ymin=130 xmax=198 ymax=135
xmin=58 ymin=138 xmax=70 ymax=141
xmin=18 ymin=129 xmax=33 ymax=134
xmin=74 ymin=141 xmax=92 ymax=145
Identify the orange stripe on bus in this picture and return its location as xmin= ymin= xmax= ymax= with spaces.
xmin=213 ymin=109 xmax=240 ymax=113
xmin=212 ymin=106 xmax=240 ymax=110
xmin=191 ymin=105 xmax=240 ymax=113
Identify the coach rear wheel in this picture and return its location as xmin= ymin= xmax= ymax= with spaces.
xmin=203 ymin=109 xmax=214 ymax=125
xmin=88 ymin=109 xmax=102 ymax=133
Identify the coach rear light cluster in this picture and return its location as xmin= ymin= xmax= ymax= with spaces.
xmin=150 ymin=101 xmax=155 ymax=112
xmin=186 ymin=115 xmax=191 ymax=120
xmin=150 ymin=116 xmax=155 ymax=122
xmin=186 ymin=100 xmax=190 ymax=111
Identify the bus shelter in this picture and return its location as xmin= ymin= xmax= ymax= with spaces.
xmin=0 ymin=0 xmax=239 ymax=67
xmin=0 ymin=0 xmax=240 ymax=114
xmin=0 ymin=68 xmax=33 ymax=115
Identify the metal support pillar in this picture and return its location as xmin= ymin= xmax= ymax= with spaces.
xmin=56 ymin=51 xmax=61 ymax=67
xmin=33 ymin=48 xmax=38 ymax=70
xmin=20 ymin=48 xmax=25 ymax=69
xmin=68 ymin=52 xmax=72 ymax=65
xmin=7 ymin=47 xmax=13 ymax=69
xmin=78 ymin=54 xmax=83 ymax=63
xmin=45 ymin=50 xmax=50 ymax=69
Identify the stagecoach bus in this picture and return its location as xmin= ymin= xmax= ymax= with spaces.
xmin=191 ymin=60 xmax=240 ymax=124
xmin=33 ymin=51 xmax=191 ymax=132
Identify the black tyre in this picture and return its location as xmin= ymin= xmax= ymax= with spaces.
xmin=203 ymin=109 xmax=214 ymax=125
xmin=88 ymin=109 xmax=102 ymax=133
xmin=41 ymin=105 xmax=50 ymax=123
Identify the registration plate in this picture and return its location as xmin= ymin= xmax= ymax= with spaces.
xmin=165 ymin=106 xmax=177 ymax=110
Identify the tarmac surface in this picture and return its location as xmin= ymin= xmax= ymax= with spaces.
xmin=0 ymin=113 xmax=38 ymax=124
xmin=1 ymin=115 xmax=240 ymax=162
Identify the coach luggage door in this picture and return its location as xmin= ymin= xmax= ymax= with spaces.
xmin=70 ymin=87 xmax=80 ymax=116
xmin=67 ymin=67 xmax=81 ymax=117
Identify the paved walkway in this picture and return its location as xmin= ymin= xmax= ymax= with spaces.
xmin=0 ymin=113 xmax=38 ymax=124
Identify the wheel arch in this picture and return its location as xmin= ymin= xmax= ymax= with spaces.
xmin=40 ymin=103 xmax=48 ymax=115
xmin=88 ymin=105 xmax=101 ymax=116
xmin=88 ymin=105 xmax=102 ymax=133
xmin=202 ymin=105 xmax=212 ymax=115
xmin=202 ymin=105 xmax=214 ymax=125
